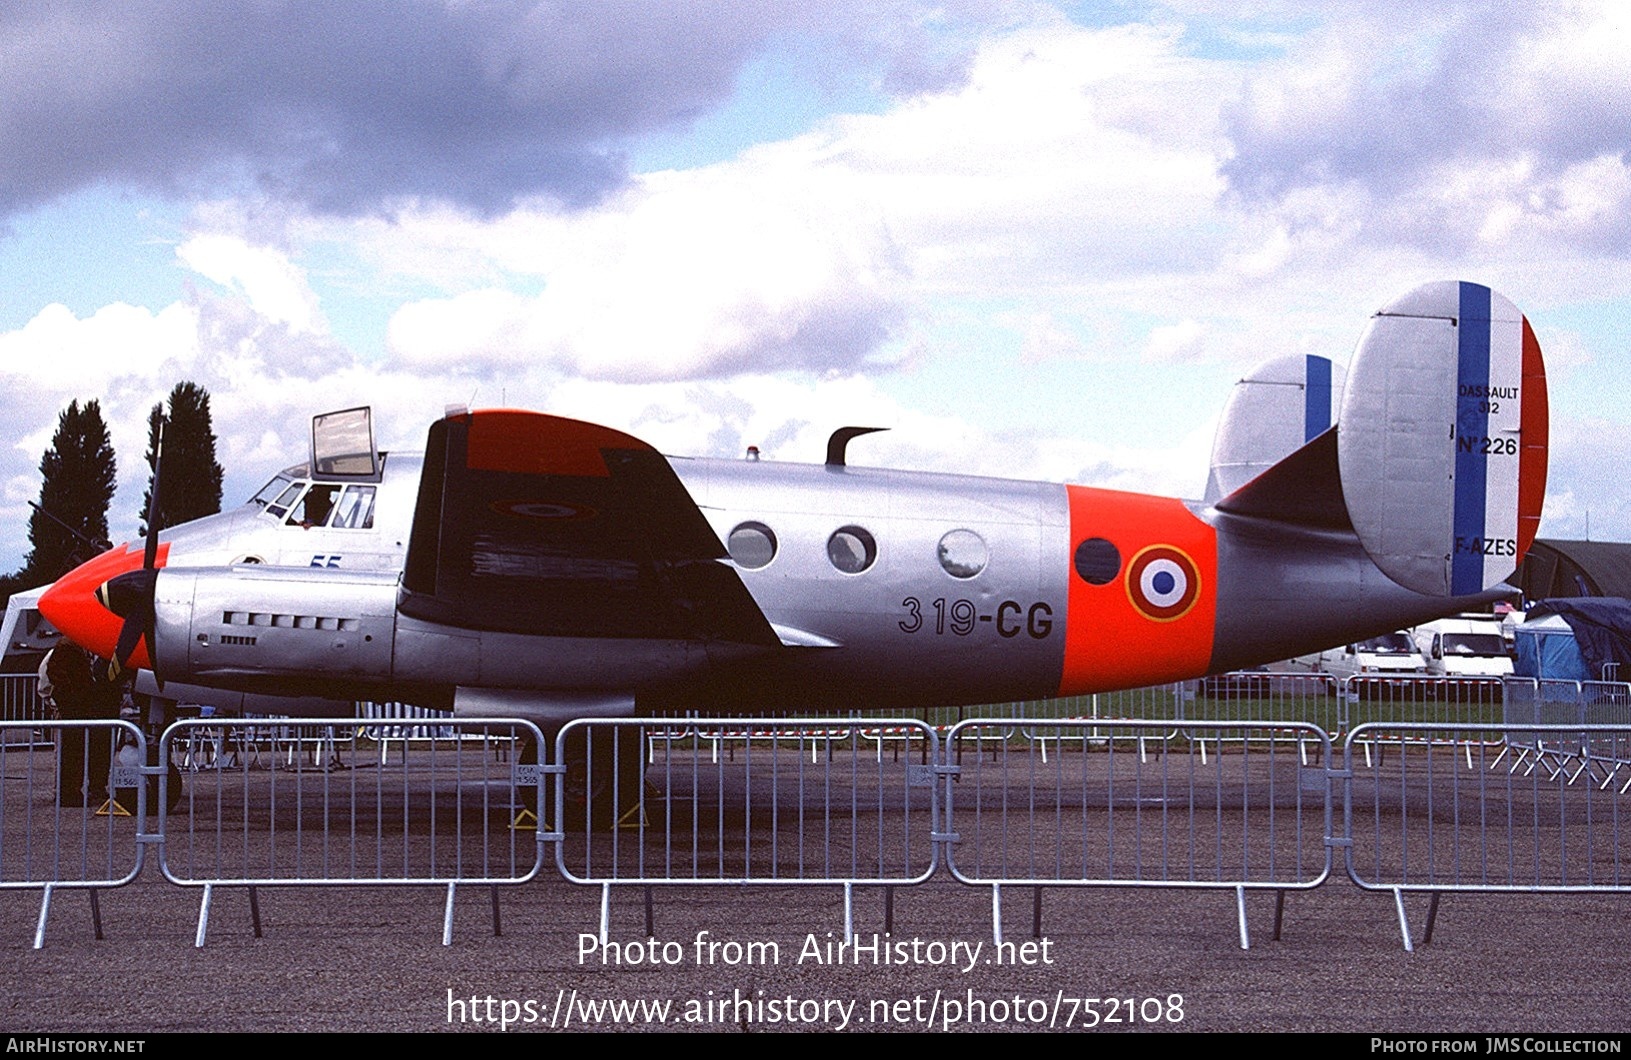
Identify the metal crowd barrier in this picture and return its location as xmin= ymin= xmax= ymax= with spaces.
xmin=1345 ymin=721 xmax=1631 ymax=950
xmin=554 ymin=718 xmax=941 ymax=943
xmin=0 ymin=719 xmax=148 ymax=948
xmin=356 ymin=699 xmax=462 ymax=751
xmin=943 ymin=719 xmax=1333 ymax=948
xmin=0 ymin=672 xmax=49 ymax=726
xmin=1496 ymin=678 xmax=1631 ymax=788
xmin=156 ymin=717 xmax=545 ymax=946
xmin=1005 ymin=686 xmax=1186 ymax=759
xmin=14 ymin=689 xmax=1631 ymax=955
xmin=1343 ymin=676 xmax=1506 ymax=767
xmin=1184 ymin=673 xmax=1343 ymax=739
xmin=1343 ymin=674 xmax=1504 ymax=727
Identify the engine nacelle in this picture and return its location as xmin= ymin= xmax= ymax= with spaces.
xmin=153 ymin=566 xmax=399 ymax=692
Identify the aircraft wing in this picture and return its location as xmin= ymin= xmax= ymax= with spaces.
xmin=399 ymin=409 xmax=780 ymax=646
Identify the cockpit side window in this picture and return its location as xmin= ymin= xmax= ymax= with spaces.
xmin=331 ymin=485 xmax=377 ymax=530
xmin=266 ymin=482 xmax=305 ymax=519
xmin=286 ymin=484 xmax=341 ymax=528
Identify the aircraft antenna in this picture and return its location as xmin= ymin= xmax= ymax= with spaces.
xmin=826 ymin=426 xmax=889 ymax=468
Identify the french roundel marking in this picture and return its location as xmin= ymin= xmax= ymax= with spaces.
xmin=1125 ymin=544 xmax=1200 ymax=622
xmin=490 ymin=499 xmax=599 ymax=521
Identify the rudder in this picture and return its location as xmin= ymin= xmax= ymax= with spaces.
xmin=1337 ymin=281 xmax=1548 ymax=596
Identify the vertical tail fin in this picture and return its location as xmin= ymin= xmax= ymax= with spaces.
xmin=1205 ymin=353 xmax=1345 ymax=503
xmin=1337 ymin=281 xmax=1548 ymax=595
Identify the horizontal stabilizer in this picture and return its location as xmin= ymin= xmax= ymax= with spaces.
xmin=1213 ymin=427 xmax=1350 ymax=530
xmin=1337 ymin=281 xmax=1548 ymax=596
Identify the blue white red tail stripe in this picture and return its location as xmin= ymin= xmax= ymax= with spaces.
xmin=1303 ymin=355 xmax=1332 ymax=442
xmin=1450 ymin=282 xmax=1492 ymax=595
xmin=1447 ymin=282 xmax=1532 ymax=595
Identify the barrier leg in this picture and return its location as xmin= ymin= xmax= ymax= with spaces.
xmin=249 ymin=886 xmax=262 ymax=938
xmin=843 ymin=882 xmax=853 ymax=940
xmin=442 ymin=882 xmax=456 ymax=946
xmin=1393 ymin=887 xmax=1415 ymax=952
xmin=1272 ymin=889 xmax=1285 ymax=942
xmin=1235 ymin=885 xmax=1250 ymax=951
xmin=599 ymin=882 xmax=611 ymax=948
xmin=195 ymin=883 xmax=213 ymax=949
xmin=992 ymin=883 xmax=1003 ymax=946
xmin=33 ymin=883 xmax=53 ymax=950
xmin=1421 ymin=892 xmax=1441 ymax=946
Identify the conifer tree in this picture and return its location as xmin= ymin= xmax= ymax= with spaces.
xmin=139 ymin=382 xmax=224 ymax=536
xmin=22 ymin=399 xmax=117 ymax=586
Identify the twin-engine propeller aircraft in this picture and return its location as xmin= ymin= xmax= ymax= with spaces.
xmin=38 ymin=281 xmax=1547 ymax=744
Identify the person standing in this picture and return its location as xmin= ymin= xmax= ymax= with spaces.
xmin=43 ymin=642 xmax=119 ymax=806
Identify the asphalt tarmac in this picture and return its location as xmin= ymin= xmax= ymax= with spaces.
xmin=3 ymin=864 xmax=1630 ymax=1034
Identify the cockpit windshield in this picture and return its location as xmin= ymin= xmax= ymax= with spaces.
xmin=331 ymin=485 xmax=376 ymax=529
xmin=265 ymin=482 xmax=304 ymax=519
xmin=249 ymin=474 xmax=295 ymax=510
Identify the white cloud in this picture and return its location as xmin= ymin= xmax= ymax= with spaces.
xmin=1223 ymin=2 xmax=1631 ymax=266
xmin=1143 ymin=319 xmax=1207 ymax=363
xmin=536 ymin=371 xmax=1211 ymax=500
xmin=176 ymin=234 xmax=325 ymax=335
xmin=385 ymin=172 xmax=909 ymax=381
xmin=364 ymin=18 xmax=1243 ymax=387
xmin=0 ymin=301 xmax=199 ymax=391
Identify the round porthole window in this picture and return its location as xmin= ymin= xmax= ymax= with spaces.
xmin=937 ymin=529 xmax=987 ymax=579
xmin=1074 ymin=537 xmax=1121 ymax=585
xmin=827 ymin=525 xmax=878 ymax=574
xmin=727 ymin=522 xmax=778 ymax=570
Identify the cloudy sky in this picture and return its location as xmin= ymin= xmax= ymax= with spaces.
xmin=1 ymin=0 xmax=1628 ymax=573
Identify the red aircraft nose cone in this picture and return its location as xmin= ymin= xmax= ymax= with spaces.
xmin=37 ymin=542 xmax=169 ymax=668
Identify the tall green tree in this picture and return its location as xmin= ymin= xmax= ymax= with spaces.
xmin=139 ymin=382 xmax=224 ymax=537
xmin=22 ymin=399 xmax=117 ymax=586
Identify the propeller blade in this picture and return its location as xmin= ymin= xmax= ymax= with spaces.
xmin=100 ymin=410 xmax=167 ymax=684
xmin=109 ymin=617 xmax=144 ymax=679
xmin=143 ymin=418 xmax=165 ymax=572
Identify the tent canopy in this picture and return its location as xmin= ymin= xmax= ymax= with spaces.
xmin=1516 ymin=598 xmax=1631 ymax=681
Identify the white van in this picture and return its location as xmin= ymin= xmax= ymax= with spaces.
xmin=1310 ymin=632 xmax=1429 ymax=682
xmin=1414 ymin=616 xmax=1514 ymax=678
